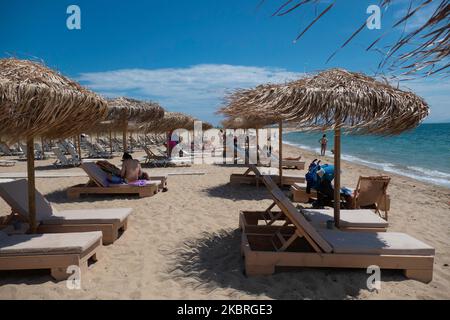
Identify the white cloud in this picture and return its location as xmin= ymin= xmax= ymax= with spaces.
xmin=77 ymin=64 xmax=302 ymax=124
xmin=392 ymin=1 xmax=440 ymax=32
xmin=400 ymin=78 xmax=450 ymax=123
xmin=78 ymin=64 xmax=449 ymax=125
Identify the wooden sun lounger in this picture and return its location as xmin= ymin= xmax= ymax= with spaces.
xmin=0 ymin=159 xmax=16 ymax=167
xmin=149 ymin=175 xmax=168 ymax=191
xmin=143 ymin=146 xmax=166 ymax=164
xmin=240 ymin=176 xmax=434 ymax=283
xmin=0 ymin=179 xmax=132 ymax=245
xmin=67 ymin=163 xmax=159 ymax=199
xmin=268 ymin=153 xmax=306 ymax=171
xmin=281 ymin=159 xmax=305 ymax=170
xmin=0 ymin=230 xmax=102 ymax=281
xmin=230 ymin=164 xmax=305 ymax=187
xmin=240 ymin=176 xmax=389 ymax=233
xmin=352 ymin=176 xmax=391 ymax=220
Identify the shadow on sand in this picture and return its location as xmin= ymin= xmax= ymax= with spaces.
xmin=202 ymin=183 xmax=271 ymax=201
xmin=44 ymin=189 xmax=142 ymax=204
xmin=167 ymin=229 xmax=406 ymax=299
xmin=0 ymin=269 xmax=58 ymax=286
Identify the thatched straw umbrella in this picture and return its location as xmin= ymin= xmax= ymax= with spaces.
xmin=220 ymin=104 xmax=286 ymax=179
xmin=223 ymin=68 xmax=429 ymax=227
xmin=221 ymin=115 xmax=280 ymax=165
xmin=142 ymin=112 xmax=213 ymax=133
xmin=106 ymin=97 xmax=164 ymax=152
xmin=141 ymin=112 xmax=213 ymax=156
xmin=0 ymin=58 xmax=107 ymax=232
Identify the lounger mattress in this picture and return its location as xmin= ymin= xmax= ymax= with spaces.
xmin=0 ymin=231 xmax=102 ymax=256
xmin=318 ymin=230 xmax=435 ymax=256
xmin=302 ymin=209 xmax=388 ymax=229
xmin=43 ymin=208 xmax=132 ymax=225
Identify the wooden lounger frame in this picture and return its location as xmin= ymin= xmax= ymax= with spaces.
xmin=0 ymin=237 xmax=101 ymax=281
xmin=281 ymin=160 xmax=305 ymax=170
xmin=239 ymin=176 xmax=433 ymax=283
xmin=37 ymin=219 xmax=127 ymax=245
xmin=230 ymin=165 xmax=305 ymax=187
xmin=353 ymin=176 xmax=391 ymax=220
xmin=239 ymin=210 xmax=388 ymax=234
xmin=258 ymin=176 xmax=388 ymax=232
xmin=67 ymin=182 xmax=158 ymax=199
xmin=290 ymin=184 xmax=317 ymax=203
xmin=4 ymin=207 xmax=128 ymax=246
xmin=241 ymin=230 xmax=433 ymax=283
xmin=149 ymin=175 xmax=168 ymax=191
xmin=67 ymin=163 xmax=160 ymax=199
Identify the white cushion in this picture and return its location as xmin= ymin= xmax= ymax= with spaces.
xmin=319 ymin=230 xmax=435 ymax=256
xmin=302 ymin=208 xmax=388 ymax=229
xmin=0 ymin=231 xmax=102 ymax=256
xmin=293 ymin=182 xmax=307 ymax=189
xmin=44 ymin=208 xmax=132 ymax=225
xmin=0 ymin=179 xmax=54 ymax=220
xmin=0 ymin=179 xmax=132 ymax=225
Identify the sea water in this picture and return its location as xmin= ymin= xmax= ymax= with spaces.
xmin=283 ymin=123 xmax=450 ymax=188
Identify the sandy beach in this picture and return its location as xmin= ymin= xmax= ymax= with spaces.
xmin=0 ymin=144 xmax=449 ymax=300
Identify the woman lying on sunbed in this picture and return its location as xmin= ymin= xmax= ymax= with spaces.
xmin=97 ymin=155 xmax=150 ymax=184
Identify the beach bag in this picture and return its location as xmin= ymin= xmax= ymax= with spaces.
xmin=320 ymin=164 xmax=335 ymax=182
xmin=305 ymin=160 xmax=321 ymax=193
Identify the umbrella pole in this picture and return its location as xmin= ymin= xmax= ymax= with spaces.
xmin=77 ymin=135 xmax=82 ymax=160
xmin=26 ymin=138 xmax=37 ymax=233
xmin=40 ymin=137 xmax=45 ymax=153
xmin=256 ymin=128 xmax=259 ymax=165
xmin=278 ymin=121 xmax=283 ymax=186
xmin=123 ymin=121 xmax=128 ymax=153
xmin=334 ymin=127 xmax=341 ymax=228
xmin=109 ymin=129 xmax=113 ymax=155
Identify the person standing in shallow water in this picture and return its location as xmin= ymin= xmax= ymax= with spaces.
xmin=319 ymin=134 xmax=328 ymax=156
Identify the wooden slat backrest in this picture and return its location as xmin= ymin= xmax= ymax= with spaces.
xmin=263 ymin=176 xmax=333 ymax=253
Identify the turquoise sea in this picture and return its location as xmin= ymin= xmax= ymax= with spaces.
xmin=283 ymin=123 xmax=450 ymax=188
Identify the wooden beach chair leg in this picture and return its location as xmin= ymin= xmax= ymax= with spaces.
xmin=245 ymin=263 xmax=275 ymax=276
xmin=404 ymin=269 xmax=433 ymax=283
xmin=51 ymin=266 xmax=71 ymax=281
xmin=67 ymin=189 xmax=81 ymax=200
xmin=271 ymin=230 xmax=302 ymax=252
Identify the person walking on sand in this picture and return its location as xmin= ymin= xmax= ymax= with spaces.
xmin=319 ymin=134 xmax=328 ymax=156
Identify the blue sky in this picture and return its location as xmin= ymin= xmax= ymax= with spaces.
xmin=1 ymin=0 xmax=448 ymax=125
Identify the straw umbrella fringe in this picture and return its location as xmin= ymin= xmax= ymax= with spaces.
xmin=106 ymin=97 xmax=164 ymax=123
xmin=0 ymin=59 xmax=108 ymax=140
xmin=222 ymin=69 xmax=429 ymax=135
xmin=141 ymin=112 xmax=213 ymax=133
xmin=0 ymin=58 xmax=107 ymax=233
xmin=106 ymin=97 xmax=164 ymax=151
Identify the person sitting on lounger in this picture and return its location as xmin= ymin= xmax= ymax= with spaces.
xmin=121 ymin=152 xmax=143 ymax=183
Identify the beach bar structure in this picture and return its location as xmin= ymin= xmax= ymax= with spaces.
xmin=221 ymin=68 xmax=429 ymax=227
xmin=0 ymin=58 xmax=108 ymax=233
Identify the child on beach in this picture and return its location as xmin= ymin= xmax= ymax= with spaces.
xmin=319 ymin=134 xmax=328 ymax=156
